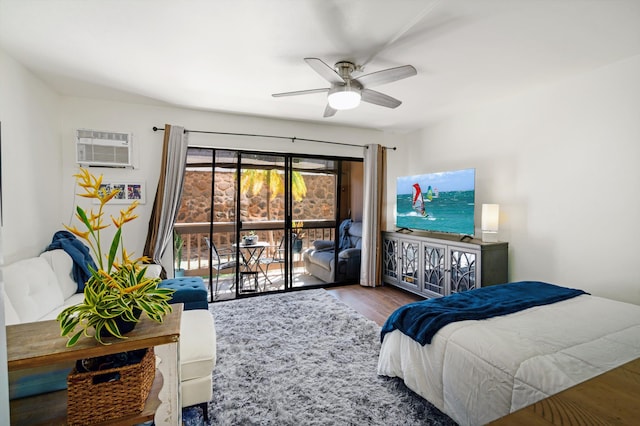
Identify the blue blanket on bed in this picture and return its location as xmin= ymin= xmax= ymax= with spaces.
xmin=381 ymin=281 xmax=587 ymax=346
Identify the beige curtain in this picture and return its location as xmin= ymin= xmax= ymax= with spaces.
xmin=360 ymin=144 xmax=385 ymax=287
xmin=143 ymin=124 xmax=189 ymax=278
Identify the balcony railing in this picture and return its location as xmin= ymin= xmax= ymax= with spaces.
xmin=174 ymin=220 xmax=336 ymax=276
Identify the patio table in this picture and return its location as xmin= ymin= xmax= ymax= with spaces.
xmin=234 ymin=241 xmax=270 ymax=292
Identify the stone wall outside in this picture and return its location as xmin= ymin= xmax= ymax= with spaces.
xmin=176 ymin=170 xmax=336 ymax=258
xmin=177 ymin=170 xmax=335 ymax=223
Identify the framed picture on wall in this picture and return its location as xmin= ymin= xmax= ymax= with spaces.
xmin=94 ymin=181 xmax=146 ymax=204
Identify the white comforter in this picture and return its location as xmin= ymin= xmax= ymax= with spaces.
xmin=377 ymin=294 xmax=640 ymax=425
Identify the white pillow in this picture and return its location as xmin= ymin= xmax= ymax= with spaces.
xmin=40 ymin=250 xmax=79 ymax=299
xmin=2 ymin=257 xmax=65 ymax=323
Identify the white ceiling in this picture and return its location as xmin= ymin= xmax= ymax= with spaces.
xmin=1 ymin=0 xmax=639 ymax=133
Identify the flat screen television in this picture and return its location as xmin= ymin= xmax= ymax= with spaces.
xmin=396 ymin=168 xmax=475 ymax=236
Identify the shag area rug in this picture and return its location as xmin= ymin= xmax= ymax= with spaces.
xmin=206 ymin=289 xmax=456 ymax=425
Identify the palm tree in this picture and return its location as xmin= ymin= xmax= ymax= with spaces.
xmin=240 ymin=169 xmax=307 ymax=202
xmin=241 ymin=168 xmax=307 ymax=249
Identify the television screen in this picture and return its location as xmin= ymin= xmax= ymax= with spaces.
xmin=396 ymin=168 xmax=475 ymax=235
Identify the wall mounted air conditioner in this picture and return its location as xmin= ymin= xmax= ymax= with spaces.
xmin=76 ymin=129 xmax=133 ymax=168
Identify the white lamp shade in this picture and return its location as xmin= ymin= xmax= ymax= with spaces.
xmin=481 ymin=204 xmax=500 ymax=232
xmin=328 ymin=89 xmax=361 ymax=110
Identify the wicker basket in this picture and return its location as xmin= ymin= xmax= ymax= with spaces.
xmin=67 ymin=347 xmax=155 ymax=425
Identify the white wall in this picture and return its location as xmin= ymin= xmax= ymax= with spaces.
xmin=0 ymin=49 xmax=63 ymax=264
xmin=0 ymin=47 xmax=64 ymax=425
xmin=387 ymin=55 xmax=640 ymax=304
xmin=60 ymin=97 xmax=386 ymax=270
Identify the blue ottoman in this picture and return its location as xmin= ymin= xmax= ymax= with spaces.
xmin=159 ymin=277 xmax=208 ymax=310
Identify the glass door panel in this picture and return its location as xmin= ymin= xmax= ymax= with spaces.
xmin=238 ymin=153 xmax=287 ymax=294
xmin=400 ymin=240 xmax=420 ymax=292
xmin=176 ymin=148 xmax=239 ymax=302
xmin=422 ymin=243 xmax=446 ymax=297
xmin=211 ymin=150 xmax=239 ymax=300
xmin=290 ymin=157 xmax=338 ymax=288
xmin=449 ymin=249 xmax=478 ymax=293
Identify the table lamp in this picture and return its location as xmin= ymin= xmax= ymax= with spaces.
xmin=481 ymin=204 xmax=500 ymax=242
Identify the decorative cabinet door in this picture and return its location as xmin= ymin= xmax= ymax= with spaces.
xmin=400 ymin=240 xmax=420 ymax=291
xmin=382 ymin=237 xmax=399 ymax=282
xmin=448 ymin=248 xmax=480 ymax=293
xmin=381 ymin=231 xmax=507 ymax=298
xmin=422 ymin=242 xmax=446 ymax=297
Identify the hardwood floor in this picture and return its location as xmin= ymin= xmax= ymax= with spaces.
xmin=325 ymin=284 xmax=423 ymax=326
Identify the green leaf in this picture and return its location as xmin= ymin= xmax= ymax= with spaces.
xmin=121 ymin=309 xmax=138 ymax=322
xmin=76 ymin=206 xmax=92 ymax=229
xmin=137 ymin=299 xmax=154 ymax=314
xmin=61 ymin=318 xmax=80 ymax=337
xmin=67 ymin=330 xmax=84 ymax=347
xmin=108 ymin=228 xmax=122 ymax=271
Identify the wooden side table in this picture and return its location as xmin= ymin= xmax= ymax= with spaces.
xmin=7 ymin=304 xmax=182 ymax=425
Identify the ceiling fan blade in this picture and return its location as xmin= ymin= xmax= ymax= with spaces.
xmin=323 ymin=104 xmax=337 ymax=118
xmin=360 ymin=0 xmax=442 ymax=68
xmin=304 ymin=58 xmax=344 ymax=85
xmin=272 ymin=88 xmax=329 ymax=97
xmin=361 ymin=89 xmax=402 ymax=108
xmin=355 ymin=65 xmax=417 ymax=88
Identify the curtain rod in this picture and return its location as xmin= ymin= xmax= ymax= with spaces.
xmin=152 ymin=126 xmax=396 ymax=150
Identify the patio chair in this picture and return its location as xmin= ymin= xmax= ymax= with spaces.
xmin=259 ymin=233 xmax=299 ymax=287
xmin=204 ymin=236 xmax=239 ymax=298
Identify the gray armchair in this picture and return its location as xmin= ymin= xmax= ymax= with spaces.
xmin=302 ymin=220 xmax=362 ymax=283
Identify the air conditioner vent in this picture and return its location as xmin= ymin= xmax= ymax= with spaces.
xmin=76 ymin=129 xmax=133 ymax=168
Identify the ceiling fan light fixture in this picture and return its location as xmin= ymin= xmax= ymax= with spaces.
xmin=328 ymin=87 xmax=361 ymax=110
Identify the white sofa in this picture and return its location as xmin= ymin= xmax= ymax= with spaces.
xmin=3 ymin=250 xmax=87 ymax=324
xmin=2 ymin=249 xmax=216 ymax=414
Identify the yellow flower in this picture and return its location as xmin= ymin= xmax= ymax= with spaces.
xmin=57 ymin=168 xmax=174 ymax=347
xmin=99 ymin=188 xmax=121 ymax=204
xmin=112 ymin=202 xmax=139 ymax=228
xmin=63 ymin=224 xmax=90 ymax=240
xmin=66 ymin=168 xmax=144 ymax=273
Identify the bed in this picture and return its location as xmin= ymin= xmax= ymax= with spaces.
xmin=377 ymin=281 xmax=640 ymax=426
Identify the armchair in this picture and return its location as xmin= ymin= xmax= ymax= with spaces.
xmin=302 ymin=220 xmax=362 ymax=283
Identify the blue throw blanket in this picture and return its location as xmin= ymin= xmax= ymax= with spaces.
xmin=338 ymin=219 xmax=352 ymax=251
xmin=381 ymin=281 xmax=588 ymax=345
xmin=44 ymin=230 xmax=97 ymax=292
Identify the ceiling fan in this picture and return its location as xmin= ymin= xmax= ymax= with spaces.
xmin=272 ymin=57 xmax=417 ymax=117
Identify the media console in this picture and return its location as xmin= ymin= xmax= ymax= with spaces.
xmin=382 ymin=231 xmax=508 ymax=298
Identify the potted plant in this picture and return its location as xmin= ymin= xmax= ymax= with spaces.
xmin=243 ymin=231 xmax=258 ymax=245
xmin=57 ymin=168 xmax=175 ymax=347
xmin=291 ymin=221 xmax=305 ymax=253
xmin=174 ymin=230 xmax=185 ymax=277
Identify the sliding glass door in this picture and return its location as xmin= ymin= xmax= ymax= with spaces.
xmin=175 ymin=147 xmax=362 ymax=301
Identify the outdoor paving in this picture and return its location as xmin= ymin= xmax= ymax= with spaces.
xmin=207 ymin=267 xmax=324 ymax=301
